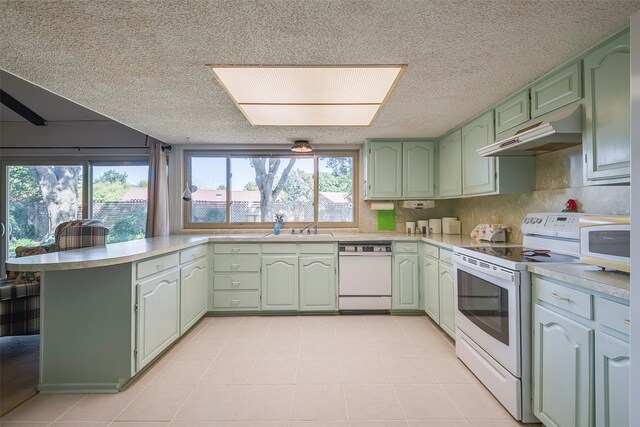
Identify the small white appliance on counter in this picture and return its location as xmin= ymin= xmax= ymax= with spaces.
xmin=453 ymin=212 xmax=582 ymax=423
xmin=579 ymin=215 xmax=630 ymax=272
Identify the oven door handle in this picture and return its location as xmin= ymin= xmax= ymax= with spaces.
xmin=453 ymin=253 xmax=516 ymax=284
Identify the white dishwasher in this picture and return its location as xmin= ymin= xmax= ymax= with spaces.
xmin=338 ymin=241 xmax=392 ymax=312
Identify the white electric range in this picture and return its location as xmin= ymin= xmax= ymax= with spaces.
xmin=452 ymin=212 xmax=582 ymax=423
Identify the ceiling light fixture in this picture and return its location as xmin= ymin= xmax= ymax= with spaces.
xmin=291 ymin=140 xmax=312 ymax=153
xmin=207 ymin=65 xmax=406 ymax=126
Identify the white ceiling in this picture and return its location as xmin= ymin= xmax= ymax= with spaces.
xmin=0 ymin=0 xmax=638 ymax=145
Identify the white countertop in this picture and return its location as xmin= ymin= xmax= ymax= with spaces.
xmin=6 ymin=232 xmax=490 ymax=272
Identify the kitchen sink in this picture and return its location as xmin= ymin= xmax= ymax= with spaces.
xmin=263 ymin=232 xmax=334 ymax=238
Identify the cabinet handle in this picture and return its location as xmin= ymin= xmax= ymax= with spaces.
xmin=156 ymin=263 xmax=165 ymax=269
xmin=231 ymin=248 xmax=240 ymax=253
xmin=231 ymin=299 xmax=240 ymax=305
xmin=623 ymin=319 xmax=631 ymax=325
xmin=231 ymin=281 xmax=241 ymax=287
xmin=231 ymin=264 xmax=240 ymax=269
xmin=550 ymin=292 xmax=570 ymax=302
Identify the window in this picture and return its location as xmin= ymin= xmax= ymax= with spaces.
xmin=185 ymin=151 xmax=357 ymax=228
xmin=90 ymin=162 xmax=150 ymax=243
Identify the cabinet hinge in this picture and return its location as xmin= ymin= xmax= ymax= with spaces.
xmin=369 ymin=148 xmax=371 ymax=154
xmin=134 ymin=348 xmax=138 ymax=357
xmin=585 ymin=153 xmax=588 ymax=163
xmin=134 ymin=303 xmax=138 ymax=313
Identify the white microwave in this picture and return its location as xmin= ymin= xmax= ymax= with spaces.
xmin=579 ymin=215 xmax=630 ymax=273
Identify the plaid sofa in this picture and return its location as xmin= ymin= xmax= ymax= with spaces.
xmin=0 ymin=219 xmax=109 ymax=337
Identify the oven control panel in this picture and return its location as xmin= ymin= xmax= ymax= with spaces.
xmin=521 ymin=212 xmax=581 ymax=238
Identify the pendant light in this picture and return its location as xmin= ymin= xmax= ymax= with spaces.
xmin=291 ymin=140 xmax=312 ymax=153
xmin=182 ymin=145 xmax=198 ymax=202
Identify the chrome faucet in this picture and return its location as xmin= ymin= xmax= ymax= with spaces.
xmin=299 ymin=223 xmax=317 ymax=234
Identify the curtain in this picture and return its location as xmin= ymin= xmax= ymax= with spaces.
xmin=146 ymin=139 xmax=170 ymax=237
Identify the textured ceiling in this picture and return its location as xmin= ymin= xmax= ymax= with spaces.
xmin=1 ymin=0 xmax=638 ymax=146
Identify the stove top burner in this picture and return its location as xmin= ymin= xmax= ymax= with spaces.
xmin=464 ymin=246 xmax=580 ymax=264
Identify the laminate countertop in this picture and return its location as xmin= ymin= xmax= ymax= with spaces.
xmin=5 ymin=232 xmax=492 ymax=272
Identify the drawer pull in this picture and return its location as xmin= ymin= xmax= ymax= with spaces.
xmin=231 ymin=264 xmax=240 ymax=269
xmin=231 ymin=299 xmax=240 ymax=305
xmin=156 ymin=263 xmax=165 ymax=269
xmin=623 ymin=319 xmax=631 ymax=325
xmin=550 ymin=292 xmax=571 ymax=302
xmin=231 ymin=281 xmax=241 ymax=287
xmin=231 ymin=248 xmax=240 ymax=253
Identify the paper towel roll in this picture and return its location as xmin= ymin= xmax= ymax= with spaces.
xmin=370 ymin=202 xmax=394 ymax=211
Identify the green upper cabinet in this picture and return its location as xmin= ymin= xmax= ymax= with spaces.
xmin=583 ymin=30 xmax=630 ymax=185
xmin=462 ymin=111 xmax=496 ymax=195
xmin=364 ymin=139 xmax=436 ymax=200
xmin=495 ymin=90 xmax=530 ymax=135
xmin=299 ymin=256 xmax=337 ymax=311
xmin=438 ymin=130 xmax=462 ymax=198
xmin=403 ymin=141 xmax=435 ymax=198
xmin=364 ymin=140 xmax=403 ymax=199
xmin=531 ymin=61 xmax=582 ymax=118
xmin=261 ymin=256 xmax=299 ymax=311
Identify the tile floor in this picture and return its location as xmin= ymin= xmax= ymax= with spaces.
xmin=1 ymin=315 xmax=535 ymax=426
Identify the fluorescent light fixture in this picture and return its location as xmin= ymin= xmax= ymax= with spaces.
xmin=208 ymin=65 xmax=405 ymax=126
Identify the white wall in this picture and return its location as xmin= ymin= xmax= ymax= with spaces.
xmin=630 ymin=8 xmax=640 ymax=427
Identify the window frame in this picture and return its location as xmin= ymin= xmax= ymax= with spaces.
xmin=183 ymin=150 xmax=359 ymax=229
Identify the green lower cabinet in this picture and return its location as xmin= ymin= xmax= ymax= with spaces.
xmin=261 ymin=256 xmax=299 ymax=310
xmin=299 ymin=256 xmax=337 ymax=311
xmin=180 ymin=258 xmax=207 ymax=334
xmin=422 ymin=255 xmax=439 ymax=322
xmin=595 ymin=331 xmax=629 ymax=427
xmin=393 ymin=254 xmax=419 ymax=310
xmin=533 ymin=304 xmax=594 ymax=427
xmin=438 ymin=262 xmax=455 ymax=339
xmin=136 ymin=269 xmax=181 ymax=371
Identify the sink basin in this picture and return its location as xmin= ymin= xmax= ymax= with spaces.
xmin=263 ymin=232 xmax=334 ymax=238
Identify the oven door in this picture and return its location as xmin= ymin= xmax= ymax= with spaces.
xmin=454 ymin=260 xmax=520 ymax=376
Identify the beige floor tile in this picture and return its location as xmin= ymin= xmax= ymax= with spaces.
xmin=130 ymin=358 xmax=171 ymax=387
xmin=344 ymin=385 xmax=404 ymax=420
xmin=116 ymin=386 xmax=193 ymax=421
xmin=381 ymin=358 xmax=438 ymax=384
xmin=443 ymin=384 xmax=511 ymax=419
xmin=1 ymin=394 xmax=85 ymax=422
xmin=394 ymin=385 xmax=464 ymax=420
xmin=199 ymin=359 xmax=255 ymax=385
xmin=300 ymin=325 xmax=337 ymax=342
xmin=340 ymin=358 xmax=389 ymax=384
xmin=111 ymin=423 xmax=170 ymax=427
xmin=295 ymin=359 xmax=342 ymax=384
xmin=171 ymin=422 xmax=228 ymax=427
xmin=216 ymin=341 xmax=261 ymax=360
xmin=51 ymin=422 xmax=110 ymax=426
xmin=0 ymin=423 xmax=51 ymax=427
xmin=197 ymin=325 xmax=236 ymax=341
xmin=290 ymin=384 xmax=347 ymax=421
xmin=229 ymin=422 xmax=287 ymax=426
xmin=298 ymin=341 xmax=339 ymax=359
xmin=232 ymin=385 xmax=293 ymax=421
xmin=336 ymin=325 xmax=373 ymax=340
xmin=170 ymin=338 xmax=226 ymax=360
xmin=59 ymin=386 xmax=144 ymax=421
xmin=338 ymin=340 xmax=379 ymax=359
xmin=407 ymin=420 xmax=470 ymax=426
xmin=426 ymin=358 xmax=479 ymax=384
xmin=375 ymin=339 xmax=420 ymax=359
xmin=288 ymin=422 xmax=348 ymax=427
xmin=464 ymin=420 xmax=526 ymax=427
xmin=247 ymin=359 xmax=297 ymax=385
xmin=229 ymin=325 xmax=270 ymax=341
xmin=258 ymin=340 xmax=300 ymax=359
xmin=174 ymin=385 xmax=243 ymax=421
xmin=150 ymin=359 xmax=212 ymax=386
xmin=349 ymin=421 xmax=409 ymax=427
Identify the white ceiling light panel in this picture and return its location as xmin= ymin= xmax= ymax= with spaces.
xmin=208 ymin=65 xmax=405 ymax=126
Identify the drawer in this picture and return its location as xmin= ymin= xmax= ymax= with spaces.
xmin=214 ymin=243 xmax=260 ymax=254
xmin=213 ymin=255 xmax=260 ymax=272
xmin=596 ymin=297 xmax=630 ymax=336
xmin=261 ymin=243 xmax=297 ymax=254
xmin=423 ymin=243 xmax=439 ymax=259
xmin=213 ymin=291 xmax=260 ymax=309
xmin=535 ymin=276 xmax=592 ymax=319
xmin=439 ymin=248 xmax=453 ymax=264
xmin=180 ymin=245 xmax=207 ymax=264
xmin=137 ymin=253 xmax=179 ymax=280
xmin=395 ymin=242 xmax=418 ymax=253
xmin=214 ymin=273 xmax=260 ymax=291
xmin=300 ymin=243 xmax=336 ymax=254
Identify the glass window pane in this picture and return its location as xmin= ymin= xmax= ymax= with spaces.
xmin=190 ymin=157 xmax=227 ymax=223
xmin=318 ymin=157 xmax=354 ymax=222
xmin=230 ymin=157 xmax=314 ymax=223
xmin=91 ymin=163 xmax=149 ymax=244
xmin=8 ymin=165 xmax=83 ymax=258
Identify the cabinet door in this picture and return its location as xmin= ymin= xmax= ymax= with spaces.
xmin=533 ymin=304 xmax=594 ymax=427
xmin=402 ymin=141 xmax=435 ymax=198
xmin=595 ymin=331 xmax=629 ymax=427
xmin=299 ymin=256 xmax=336 ymax=311
xmin=422 ymin=256 xmax=439 ymax=322
xmin=136 ymin=269 xmax=180 ymax=370
xmin=531 ymin=61 xmax=582 ymax=117
xmin=393 ymin=254 xmax=419 ymax=310
xmin=438 ymin=262 xmax=455 ymax=339
xmin=583 ymin=31 xmax=630 ymax=184
xmin=367 ymin=141 xmax=402 ymax=199
xmin=180 ymin=258 xmax=208 ymax=334
xmin=438 ymin=130 xmax=462 ymax=198
xmin=261 ymin=256 xmax=299 ymax=311
xmin=462 ymin=111 xmax=496 ymax=195
xmin=495 ymin=90 xmax=530 ymax=134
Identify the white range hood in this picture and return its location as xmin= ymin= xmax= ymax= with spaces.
xmin=478 ymin=105 xmax=582 ymax=157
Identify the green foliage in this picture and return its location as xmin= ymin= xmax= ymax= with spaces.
xmin=318 ymin=172 xmax=352 ymax=193
xmin=93 ymin=182 xmax=130 ymax=202
xmin=216 ymin=184 xmax=227 ymax=190
xmin=9 ymin=238 xmax=39 ymax=258
xmin=108 ymin=212 xmax=146 ymax=244
xmin=243 ymin=181 xmax=259 ymax=191
xmin=324 ymin=157 xmax=352 ymax=177
xmin=280 ymin=169 xmax=313 ymax=202
xmin=137 ymin=180 xmax=148 ymax=187
xmin=95 ymin=169 xmax=128 ymax=184
xmin=8 ymin=166 xmax=40 ymax=202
